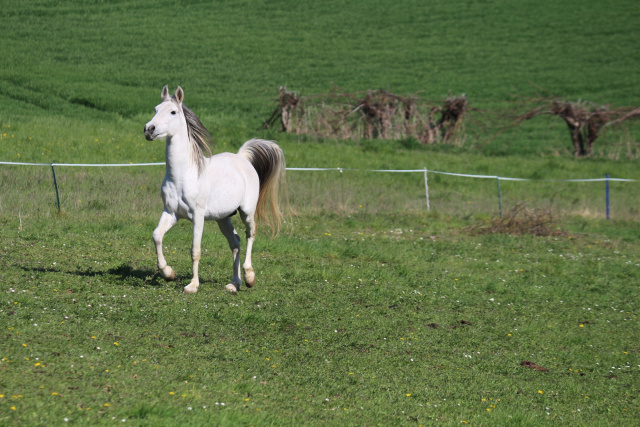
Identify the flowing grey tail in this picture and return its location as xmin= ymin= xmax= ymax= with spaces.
xmin=238 ymin=139 xmax=287 ymax=234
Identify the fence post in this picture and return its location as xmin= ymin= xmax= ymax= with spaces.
xmin=605 ymin=173 xmax=610 ymax=220
xmin=338 ymin=168 xmax=344 ymax=210
xmin=496 ymin=176 xmax=502 ymax=218
xmin=424 ymin=168 xmax=430 ymax=211
xmin=50 ymin=163 xmax=61 ymax=213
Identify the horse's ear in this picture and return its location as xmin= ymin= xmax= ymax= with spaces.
xmin=175 ymin=86 xmax=184 ymax=104
xmin=161 ymin=85 xmax=170 ymax=100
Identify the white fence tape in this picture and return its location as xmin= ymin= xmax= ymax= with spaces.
xmin=0 ymin=161 xmax=165 ymax=167
xmin=1 ymin=161 xmax=637 ymax=182
xmin=287 ymin=167 xmax=637 ymax=183
xmin=1 ymin=161 xmax=637 ymax=217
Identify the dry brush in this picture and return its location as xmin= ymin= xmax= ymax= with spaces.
xmin=261 ymin=87 xmax=468 ymax=145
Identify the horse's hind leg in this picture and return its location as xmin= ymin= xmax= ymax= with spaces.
xmin=153 ymin=209 xmax=178 ymax=281
xmin=216 ymin=217 xmax=242 ymax=293
xmin=239 ymin=211 xmax=256 ymax=287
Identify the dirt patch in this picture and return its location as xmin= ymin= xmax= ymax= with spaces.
xmin=521 ymin=360 xmax=548 ymax=372
xmin=467 ymin=203 xmax=566 ymax=237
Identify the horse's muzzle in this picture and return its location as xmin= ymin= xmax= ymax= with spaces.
xmin=144 ymin=124 xmax=155 ymax=141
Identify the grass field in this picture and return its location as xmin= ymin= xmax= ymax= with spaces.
xmin=2 ymin=213 xmax=639 ymax=425
xmin=1 ymin=0 xmax=639 ymax=425
xmin=2 ymin=0 xmax=639 ymax=158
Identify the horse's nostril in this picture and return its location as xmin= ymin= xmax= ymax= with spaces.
xmin=144 ymin=125 xmax=156 ymax=141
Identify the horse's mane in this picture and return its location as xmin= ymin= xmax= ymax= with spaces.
xmin=173 ymin=98 xmax=213 ymax=173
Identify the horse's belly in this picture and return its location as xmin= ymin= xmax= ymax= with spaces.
xmin=203 ymin=186 xmax=244 ymax=220
xmin=201 ymin=159 xmax=254 ymax=219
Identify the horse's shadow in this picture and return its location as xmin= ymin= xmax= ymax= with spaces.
xmin=20 ymin=264 xmax=173 ymax=288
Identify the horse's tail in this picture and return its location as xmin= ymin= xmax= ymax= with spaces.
xmin=238 ymin=139 xmax=288 ymax=234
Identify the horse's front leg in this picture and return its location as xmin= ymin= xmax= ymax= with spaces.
xmin=184 ymin=211 xmax=205 ymax=294
xmin=217 ymin=217 xmax=242 ymax=293
xmin=153 ymin=210 xmax=178 ymax=281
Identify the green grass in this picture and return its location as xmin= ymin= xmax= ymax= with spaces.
xmin=2 ymin=136 xmax=639 ymax=222
xmin=1 ymin=0 xmax=640 ymax=425
xmin=1 ymin=213 xmax=639 ymax=425
xmin=1 ymin=0 xmax=639 ymax=158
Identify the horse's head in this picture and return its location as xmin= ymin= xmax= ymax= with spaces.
xmin=144 ymin=85 xmax=186 ymax=141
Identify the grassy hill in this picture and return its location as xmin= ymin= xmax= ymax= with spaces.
xmin=1 ymin=0 xmax=639 ymax=158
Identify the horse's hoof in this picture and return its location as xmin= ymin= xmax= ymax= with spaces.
xmin=161 ymin=267 xmax=175 ymax=281
xmin=225 ymin=283 xmax=238 ymax=294
xmin=183 ymin=283 xmax=198 ymax=293
xmin=244 ymin=269 xmax=256 ymax=288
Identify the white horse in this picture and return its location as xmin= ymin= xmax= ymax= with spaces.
xmin=144 ymin=85 xmax=286 ymax=293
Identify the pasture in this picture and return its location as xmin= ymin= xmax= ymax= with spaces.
xmin=2 ymin=210 xmax=639 ymax=425
xmin=1 ymin=0 xmax=640 ymax=425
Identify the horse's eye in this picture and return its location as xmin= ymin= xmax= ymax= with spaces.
xmin=171 ymin=111 xmax=177 ymax=115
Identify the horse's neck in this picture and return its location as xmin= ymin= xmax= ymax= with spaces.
xmin=164 ymin=133 xmax=198 ymax=183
